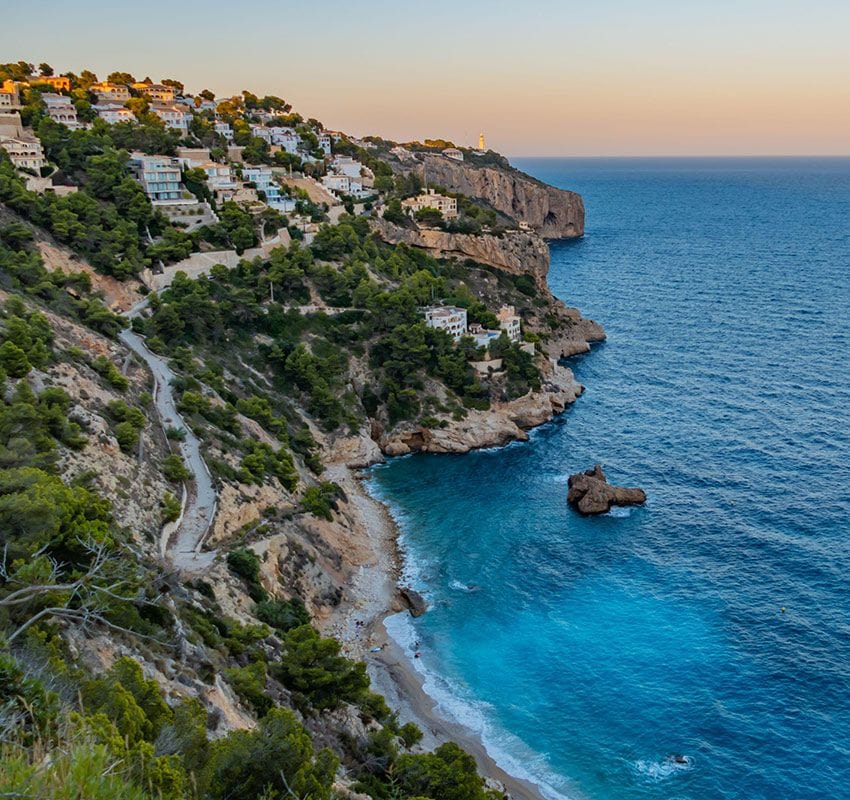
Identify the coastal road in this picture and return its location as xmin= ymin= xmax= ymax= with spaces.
xmin=119 ymin=300 xmax=216 ymax=572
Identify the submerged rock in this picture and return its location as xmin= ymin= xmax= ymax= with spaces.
xmin=567 ymin=464 xmax=646 ymax=515
xmin=398 ymin=586 xmax=428 ymax=617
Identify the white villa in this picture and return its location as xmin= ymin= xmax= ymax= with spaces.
xmin=402 ymin=189 xmax=459 ymax=221
xmin=150 ymin=104 xmax=190 ymax=131
xmin=330 ymin=155 xmax=363 ymax=178
xmin=42 ymin=94 xmax=80 ymax=129
xmin=424 ymin=306 xmax=468 ymax=341
xmin=0 ymin=81 xmax=20 ymax=110
xmin=241 ymin=164 xmax=293 ymax=211
xmin=93 ymin=103 xmax=134 ymax=124
xmin=0 ymin=136 xmax=46 ymax=171
xmin=442 ymin=147 xmax=464 ymax=161
xmin=214 ymin=121 xmax=234 ymax=140
xmin=271 ymin=128 xmax=300 ymax=154
xmin=250 ymin=124 xmax=273 ymax=144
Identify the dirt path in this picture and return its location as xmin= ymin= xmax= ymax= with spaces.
xmin=120 ymin=301 xmax=216 ymax=571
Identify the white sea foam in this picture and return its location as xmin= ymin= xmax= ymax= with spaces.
xmin=633 ymin=755 xmax=694 ymax=781
xmin=384 ymin=613 xmax=584 ymax=800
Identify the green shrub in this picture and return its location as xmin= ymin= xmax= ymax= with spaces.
xmin=201 ymin=708 xmax=337 ymax=800
xmin=91 ymin=355 xmax=129 ymax=390
xmin=106 ymin=399 xmax=146 ymax=453
xmin=113 ymin=420 xmax=140 ymax=453
xmin=162 ymin=453 xmax=190 ymax=483
xmin=300 ymin=481 xmax=340 ymax=521
xmin=161 ymin=491 xmax=181 ymax=523
xmin=254 ymin=597 xmax=310 ymax=633
xmin=271 ymin=625 xmax=369 ymax=711
xmin=225 ymin=661 xmax=272 ymax=716
xmin=399 ymin=721 xmax=424 ymax=748
xmin=0 ymin=340 xmax=31 ymax=377
xmin=226 ymin=547 xmax=267 ymax=602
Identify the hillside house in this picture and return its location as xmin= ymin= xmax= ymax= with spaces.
xmin=0 ymin=136 xmax=46 ymax=171
xmin=402 ymin=189 xmax=459 ymax=221
xmin=93 ymin=103 xmax=134 ymax=124
xmin=424 ymin=306 xmax=468 ymax=341
xmin=42 ymin=93 xmax=80 ymax=128
xmin=91 ymin=82 xmax=131 ymax=103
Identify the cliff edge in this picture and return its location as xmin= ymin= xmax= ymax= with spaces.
xmin=395 ymin=152 xmax=584 ymax=238
xmin=371 ymin=218 xmax=550 ymax=289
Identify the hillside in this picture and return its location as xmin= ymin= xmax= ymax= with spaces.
xmin=0 ymin=62 xmax=602 ymax=800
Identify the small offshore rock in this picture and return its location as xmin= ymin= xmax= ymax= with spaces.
xmin=567 ymin=463 xmax=646 ymax=515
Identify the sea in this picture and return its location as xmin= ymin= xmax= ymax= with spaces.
xmin=366 ymin=157 xmax=850 ymax=800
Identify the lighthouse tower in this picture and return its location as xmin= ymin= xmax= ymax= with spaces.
xmin=478 ymin=132 xmax=486 ymax=151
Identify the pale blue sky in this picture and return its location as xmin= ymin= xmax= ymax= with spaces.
xmin=3 ymin=1 xmax=849 ymax=155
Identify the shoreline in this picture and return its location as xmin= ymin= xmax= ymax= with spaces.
xmin=327 ymin=465 xmax=554 ymax=800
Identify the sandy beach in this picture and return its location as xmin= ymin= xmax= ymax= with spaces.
xmin=326 ymin=465 xmax=550 ymax=800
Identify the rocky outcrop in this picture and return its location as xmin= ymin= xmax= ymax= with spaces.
xmin=567 ymin=464 xmax=647 ymax=515
xmin=400 ymin=153 xmax=584 ymax=238
xmin=379 ymin=365 xmax=584 ymax=456
xmin=371 ymin=219 xmax=550 ymax=290
xmin=398 ymin=587 xmax=427 ymax=617
xmin=540 ymin=300 xmax=607 ymax=359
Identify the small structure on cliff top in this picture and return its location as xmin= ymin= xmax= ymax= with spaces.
xmin=567 ymin=464 xmax=647 ymax=515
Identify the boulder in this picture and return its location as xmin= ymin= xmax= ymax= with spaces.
xmin=398 ymin=586 xmax=428 ymax=617
xmin=567 ymin=464 xmax=646 ymax=515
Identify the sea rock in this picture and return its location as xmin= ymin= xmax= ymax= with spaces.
xmin=567 ymin=464 xmax=646 ymax=515
xmin=398 ymin=587 xmax=428 ymax=617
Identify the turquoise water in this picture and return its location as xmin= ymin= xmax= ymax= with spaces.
xmin=368 ymin=158 xmax=850 ymax=800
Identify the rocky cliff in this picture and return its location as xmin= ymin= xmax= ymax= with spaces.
xmin=377 ymin=363 xmax=585 ymax=456
xmin=371 ymin=218 xmax=550 ymax=289
xmin=398 ymin=153 xmax=584 ymax=238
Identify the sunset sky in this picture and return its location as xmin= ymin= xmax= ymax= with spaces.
xmin=3 ymin=0 xmax=849 ymax=156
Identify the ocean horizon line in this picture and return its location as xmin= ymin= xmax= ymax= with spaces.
xmin=509 ymin=153 xmax=850 ymax=161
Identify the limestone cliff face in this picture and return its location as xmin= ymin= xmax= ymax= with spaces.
xmin=401 ymin=153 xmax=584 ymax=238
xmin=371 ymin=218 xmax=550 ymax=289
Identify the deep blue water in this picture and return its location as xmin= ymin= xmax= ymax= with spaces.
xmin=368 ymin=157 xmax=850 ymax=800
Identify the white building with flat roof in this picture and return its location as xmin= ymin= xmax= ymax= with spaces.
xmin=129 ymin=153 xmax=182 ymax=202
xmin=214 ymin=121 xmax=234 ymax=140
xmin=93 ymin=103 xmax=135 ymax=124
xmin=330 ymin=156 xmax=364 ymax=178
xmin=0 ymin=136 xmax=46 ymax=171
xmin=42 ymin=93 xmax=80 ymax=129
xmin=250 ymin=124 xmax=273 ymax=144
xmin=150 ymin=104 xmax=190 ymax=131
xmin=442 ymin=147 xmax=463 ymax=161
xmin=424 ymin=306 xmax=468 ymax=341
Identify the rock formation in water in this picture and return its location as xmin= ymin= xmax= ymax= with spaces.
xmin=567 ymin=464 xmax=647 ymax=515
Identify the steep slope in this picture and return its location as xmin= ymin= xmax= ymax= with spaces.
xmin=396 ymin=152 xmax=584 ymax=237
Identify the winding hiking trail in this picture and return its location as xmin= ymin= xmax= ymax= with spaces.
xmin=120 ymin=300 xmax=217 ymax=571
